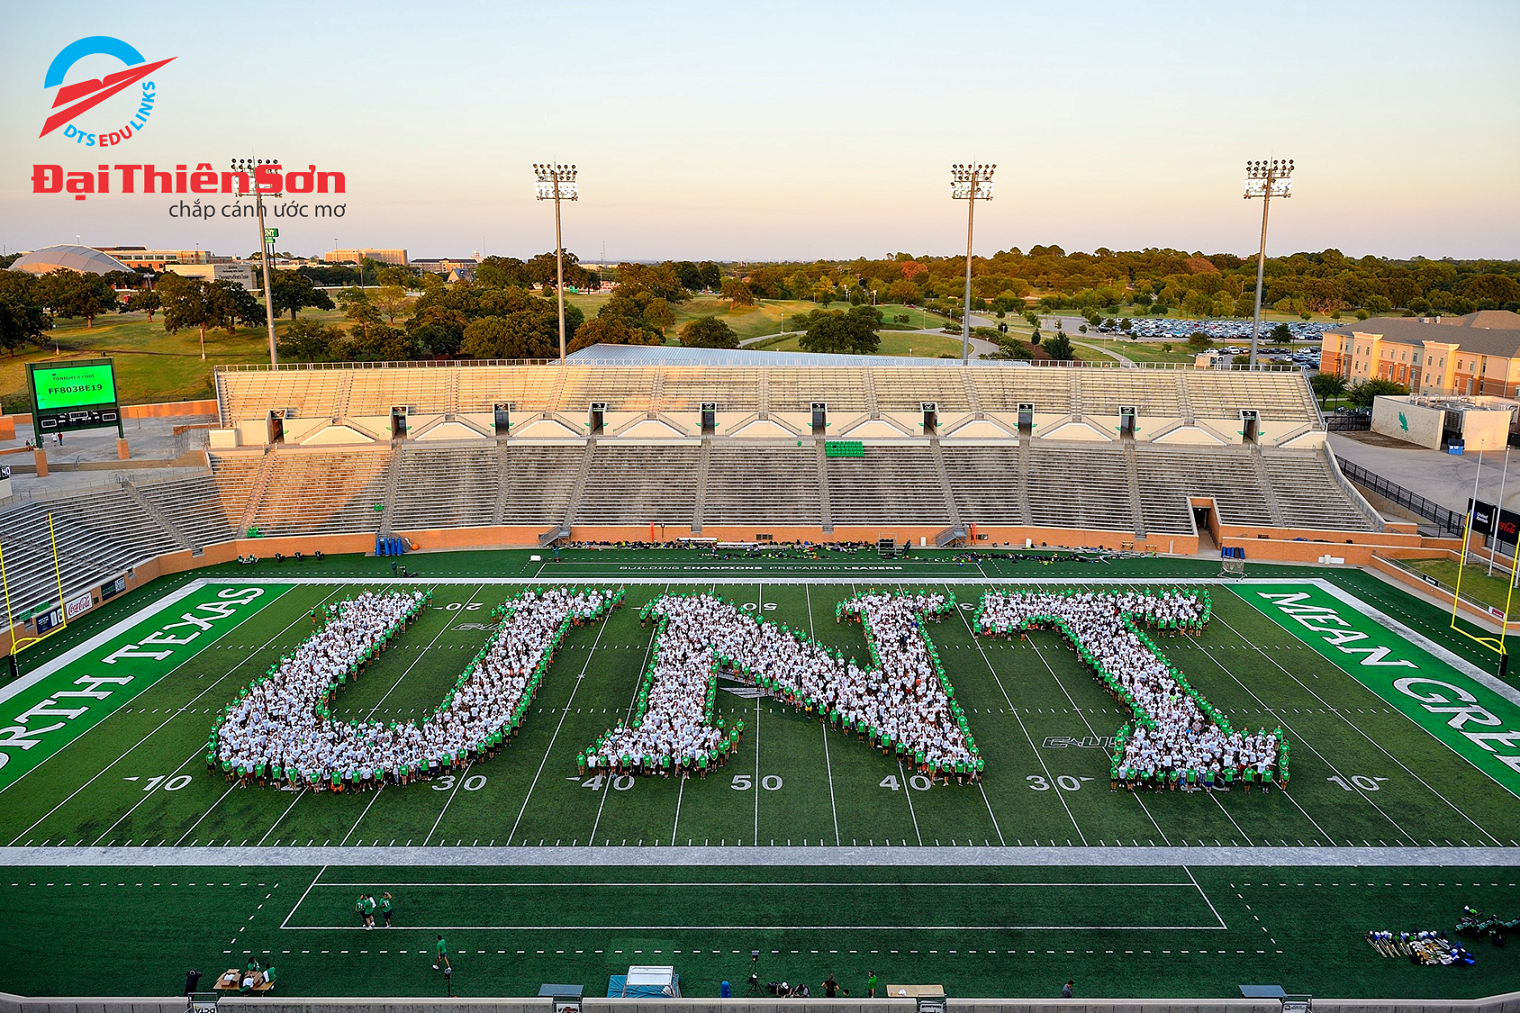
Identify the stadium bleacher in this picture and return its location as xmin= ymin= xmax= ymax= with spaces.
xmin=0 ymin=361 xmax=1393 ymax=623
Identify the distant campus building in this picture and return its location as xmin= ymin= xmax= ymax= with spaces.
xmin=412 ymin=257 xmax=477 ymax=275
xmin=1321 ymin=310 xmax=1520 ymax=396
xmin=7 ymin=244 xmax=134 ymax=275
xmin=324 ymin=248 xmax=408 ymax=267
xmin=95 ymin=247 xmax=211 ymax=270
xmin=163 ymin=262 xmax=257 ymax=289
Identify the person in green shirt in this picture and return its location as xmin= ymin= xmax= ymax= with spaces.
xmin=867 ymin=971 xmax=878 ymax=998
xmin=379 ymin=892 xmax=393 ymax=928
xmin=355 ymin=894 xmax=369 ymax=928
xmin=433 ymin=934 xmax=451 ymax=971
xmin=362 ymin=893 xmax=377 ymax=929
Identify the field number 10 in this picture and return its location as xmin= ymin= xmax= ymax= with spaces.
xmin=1327 ymin=774 xmax=1386 ymax=791
xmin=140 ymin=775 xmax=192 ymax=792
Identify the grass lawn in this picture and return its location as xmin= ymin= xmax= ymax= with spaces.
xmin=1 ymin=309 xmax=352 ymax=412
xmin=1405 ymin=557 xmax=1518 ymax=612
xmin=563 ymin=295 xmax=818 ymax=342
xmin=755 ymin=332 xmax=968 ymax=358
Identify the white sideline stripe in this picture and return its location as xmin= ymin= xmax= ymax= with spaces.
xmin=1313 ymin=579 xmax=1520 ymax=706
xmin=281 ymin=922 xmax=1226 ymax=932
xmin=0 ymin=580 xmax=209 ymax=706
xmin=304 ymin=879 xmax=1200 ymax=888
xmin=2 ymin=845 xmax=1517 ymax=867
xmin=193 ymin=576 xmax=1345 ymax=587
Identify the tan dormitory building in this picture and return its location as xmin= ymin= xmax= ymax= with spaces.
xmin=323 ymin=248 xmax=408 ymax=267
xmin=1320 ymin=310 xmax=1520 ymax=397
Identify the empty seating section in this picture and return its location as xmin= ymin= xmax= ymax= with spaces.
xmin=456 ymin=366 xmax=562 ymax=414
xmin=826 ymin=447 xmax=947 ymax=525
xmin=219 ymin=370 xmax=348 ymax=422
xmin=503 ymin=445 xmax=584 ymax=524
xmin=0 ymin=488 xmax=180 ymax=611
xmin=767 ymin=369 xmax=873 ymax=412
xmin=869 ymin=368 xmax=967 ymax=411
xmin=704 ymin=443 xmax=822 ymax=526
xmin=966 ymin=370 xmax=1076 ymax=413
xmin=388 ymin=445 xmax=501 ymax=530
xmin=657 ymin=368 xmax=763 ymax=412
xmin=246 ymin=450 xmax=392 ymax=538
xmin=1182 ymin=371 xmax=1317 ymax=421
xmin=1077 ymin=372 xmax=1185 ymax=417
xmin=135 ymin=474 xmax=239 ymax=548
xmin=1260 ymin=451 xmax=1375 ymax=531
xmin=347 ymin=370 xmax=452 ymax=416
xmin=559 ymin=368 xmax=661 ymax=413
xmin=1134 ymin=445 xmax=1273 ymax=528
xmin=572 ymin=445 xmax=699 ymax=525
xmin=206 ymin=454 xmax=263 ymax=533
xmin=941 ymin=446 xmax=1024 ymax=524
xmin=1026 ymin=444 xmax=1134 ymax=531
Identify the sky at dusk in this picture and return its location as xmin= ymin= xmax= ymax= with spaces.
xmin=1 ymin=0 xmax=1516 ymax=263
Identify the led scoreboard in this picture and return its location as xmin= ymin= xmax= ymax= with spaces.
xmin=26 ymin=358 xmax=123 ymax=436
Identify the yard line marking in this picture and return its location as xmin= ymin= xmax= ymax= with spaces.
xmin=588 ymin=582 xmax=669 ymax=845
xmin=339 ymin=784 xmax=388 ymax=849
xmin=504 ymin=594 xmax=618 ymax=846
xmin=977 ymin=782 xmax=1006 ymax=847
xmin=1183 ymin=864 xmax=1228 ymax=929
xmin=1016 ymin=614 xmax=1175 ymax=847
xmin=951 ymin=588 xmax=1088 ymax=846
xmin=359 ymin=581 xmax=453 ymax=721
xmin=257 ymin=789 xmax=308 ymax=848
xmin=897 ymin=759 xmax=924 ymax=846
xmin=670 ymin=772 xmax=686 ymax=846
xmin=805 ymin=582 xmax=841 ymax=847
xmin=755 ymin=580 xmax=764 ymax=844
xmin=1212 ymin=608 xmax=1489 ymax=845
xmin=279 ymin=864 xmax=328 ymax=930
xmin=171 ymin=780 xmax=239 ymax=847
xmin=424 ymin=760 xmax=473 ymax=847
xmin=305 ymin=879 xmax=1200 ymax=888
xmin=8 ymin=585 xmax=341 ymax=845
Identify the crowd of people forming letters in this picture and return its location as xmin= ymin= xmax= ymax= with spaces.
xmin=581 ymin=590 xmax=981 ymax=779
xmin=207 ymin=583 xmax=1280 ymax=793
xmin=976 ymin=588 xmax=1286 ymax=790
xmin=207 ymin=586 xmax=620 ymax=789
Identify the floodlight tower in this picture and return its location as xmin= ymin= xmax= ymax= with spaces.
xmin=951 ymin=163 xmax=994 ymax=365
xmin=535 ymin=163 xmax=579 ymax=364
xmin=1243 ymin=158 xmax=1294 ymax=369
xmin=232 ymin=157 xmax=282 ymax=366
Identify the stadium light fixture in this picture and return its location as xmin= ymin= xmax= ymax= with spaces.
xmin=534 ymin=163 xmax=579 ymax=364
xmin=1242 ymin=158 xmax=1294 ymax=369
xmin=950 ymin=163 xmax=995 ymax=365
xmin=232 ymin=157 xmax=283 ymax=367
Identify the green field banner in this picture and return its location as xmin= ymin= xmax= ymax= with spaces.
xmin=0 ymin=583 xmax=287 ymax=790
xmin=1238 ymin=582 xmax=1520 ymax=798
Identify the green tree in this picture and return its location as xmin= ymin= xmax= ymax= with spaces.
xmin=642 ymin=297 xmax=676 ymax=334
xmin=1346 ymin=378 xmax=1409 ymax=407
xmin=0 ymin=273 xmax=50 ymax=353
xmin=1310 ymin=372 xmax=1347 ymax=407
xmin=270 ymin=270 xmax=335 ymax=320
xmin=679 ymin=315 xmax=739 ymax=349
xmin=720 ymin=278 xmax=755 ymax=307
xmin=157 ymin=274 xmax=214 ymax=358
xmin=131 ymin=288 xmax=161 ymax=322
xmin=344 ymin=299 xmax=384 ymax=341
xmin=40 ymin=270 xmax=117 ymax=328
xmin=1269 ymin=322 xmax=1293 ymax=344
xmin=277 ymin=318 xmax=336 ymax=362
xmin=799 ymin=305 xmax=881 ymax=355
xmin=1187 ymin=331 xmax=1214 ymax=352
xmin=569 ymin=313 xmax=662 ymax=353
xmin=1044 ymin=333 xmax=1075 ymax=361
xmin=697 ymin=262 xmax=722 ymax=291
xmin=372 ymin=284 xmax=413 ymax=323
xmin=208 ymin=280 xmax=263 ymax=335
xmin=887 ymin=279 xmax=918 ymax=304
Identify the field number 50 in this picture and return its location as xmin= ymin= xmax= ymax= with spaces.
xmin=731 ymin=774 xmax=783 ymax=791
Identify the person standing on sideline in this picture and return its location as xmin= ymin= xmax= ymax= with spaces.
xmin=355 ymin=894 xmax=368 ymax=928
xmin=433 ymin=935 xmax=451 ymax=971
xmin=867 ymin=971 xmax=878 ymax=998
xmin=380 ymin=892 xmax=393 ymax=927
xmin=1061 ymin=981 xmax=1074 ymax=999
xmin=823 ymin=974 xmax=838 ymax=998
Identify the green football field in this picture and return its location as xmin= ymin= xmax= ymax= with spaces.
xmin=1 ymin=547 xmax=1518 ymax=1000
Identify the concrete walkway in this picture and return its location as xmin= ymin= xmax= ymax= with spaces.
xmin=1 ymin=844 xmax=1515 ymax=867
xmin=1329 ymin=433 xmax=1520 ymax=515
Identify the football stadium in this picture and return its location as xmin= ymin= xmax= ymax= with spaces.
xmin=1 ymin=353 xmax=1518 ymax=1009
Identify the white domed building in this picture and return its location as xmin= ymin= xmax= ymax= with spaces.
xmin=7 ymin=244 xmax=134 ymax=276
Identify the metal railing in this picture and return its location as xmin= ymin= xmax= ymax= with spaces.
xmin=1339 ymin=458 xmax=1463 ymax=535
xmin=1323 ymin=413 xmax=1372 ymax=431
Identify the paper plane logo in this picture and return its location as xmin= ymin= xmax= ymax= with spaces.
xmin=40 ymin=36 xmax=174 ymax=146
